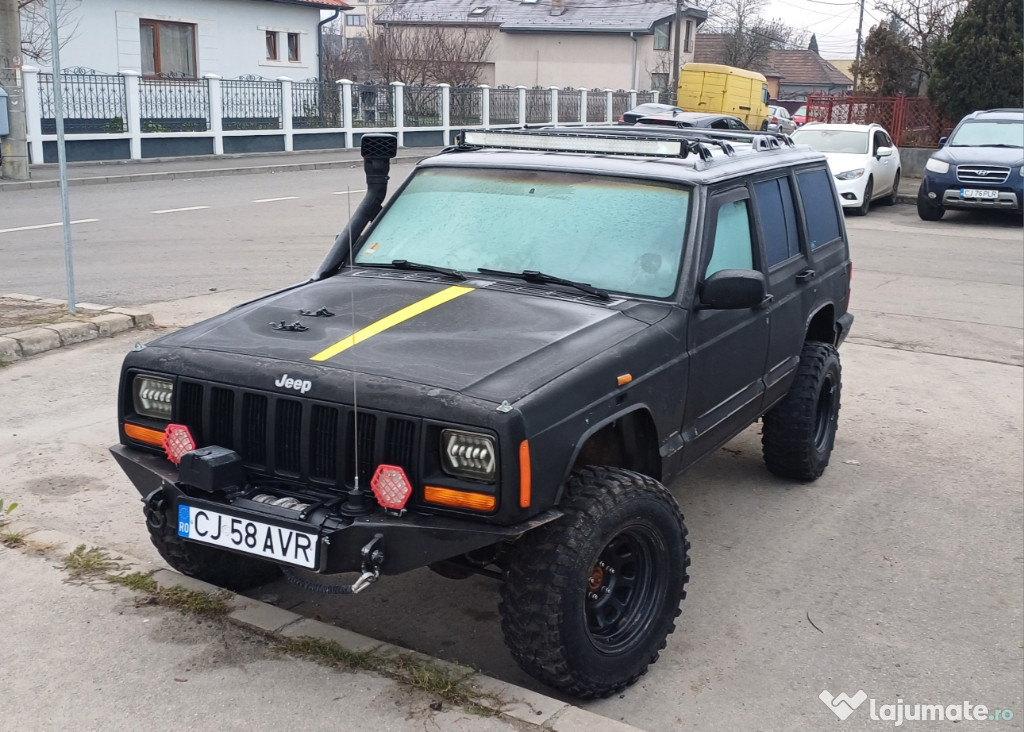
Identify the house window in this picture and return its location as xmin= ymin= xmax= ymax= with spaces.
xmin=654 ymin=22 xmax=670 ymax=51
xmin=287 ymin=32 xmax=300 ymax=61
xmin=684 ymin=20 xmax=694 ymax=53
xmin=140 ymin=20 xmax=197 ymax=78
xmin=345 ymin=14 xmax=366 ymax=26
xmin=266 ymin=31 xmax=278 ymax=60
xmin=651 ymin=73 xmax=669 ymax=91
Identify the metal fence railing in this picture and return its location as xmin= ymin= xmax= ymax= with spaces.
xmin=525 ymin=88 xmax=550 ymax=124
xmin=404 ymin=85 xmax=442 ymax=127
xmin=139 ymin=76 xmax=210 ymax=132
xmin=38 ymin=68 xmax=127 ymax=134
xmin=806 ymin=94 xmax=955 ymax=148
xmin=449 ymin=86 xmax=481 ymax=126
xmin=351 ymin=83 xmax=394 ymax=127
xmin=221 ymin=75 xmax=281 ymax=130
xmin=558 ymin=88 xmax=580 ymax=122
xmin=636 ymin=91 xmax=657 ymax=105
xmin=586 ymin=89 xmax=606 ymax=123
xmin=292 ymin=80 xmax=341 ymax=129
xmin=490 ymin=86 xmax=519 ymax=124
xmin=611 ymin=91 xmax=631 ymax=121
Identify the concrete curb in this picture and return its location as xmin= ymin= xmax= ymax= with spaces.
xmin=1 ymin=519 xmax=642 ymax=732
xmin=0 ymin=293 xmax=155 ymax=364
xmin=0 ymin=151 xmax=437 ymax=192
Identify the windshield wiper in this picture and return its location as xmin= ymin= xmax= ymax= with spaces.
xmin=360 ymin=260 xmax=466 ymax=281
xmin=477 ymin=268 xmax=610 ymax=300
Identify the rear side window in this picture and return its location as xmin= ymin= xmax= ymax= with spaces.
xmin=796 ymin=169 xmax=841 ymax=248
xmin=705 ymin=199 xmax=754 ymax=276
xmin=753 ymin=177 xmax=800 ymax=266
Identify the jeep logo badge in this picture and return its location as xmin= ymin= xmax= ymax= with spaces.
xmin=275 ymin=374 xmax=312 ymax=394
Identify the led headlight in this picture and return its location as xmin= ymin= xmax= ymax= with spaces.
xmin=925 ymin=158 xmax=950 ymax=174
xmin=441 ymin=429 xmax=496 ymax=482
xmin=835 ymin=168 xmax=864 ymax=180
xmin=132 ymin=375 xmax=174 ymax=420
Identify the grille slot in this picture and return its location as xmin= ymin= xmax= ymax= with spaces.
xmin=346 ymin=412 xmax=377 ymax=485
xmin=383 ymin=418 xmax=417 ymax=474
xmin=178 ymin=381 xmax=204 ymax=443
xmin=956 ymin=166 xmax=1009 ymax=185
xmin=310 ymin=405 xmax=340 ymax=481
xmin=209 ymin=388 xmax=235 ymax=449
xmin=275 ymin=399 xmax=303 ymax=475
xmin=242 ymin=393 xmax=268 ymax=466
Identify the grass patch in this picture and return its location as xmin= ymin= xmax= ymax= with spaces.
xmin=279 ymin=637 xmax=503 ymax=716
xmin=111 ymin=570 xmax=231 ymax=615
xmin=110 ymin=571 xmax=158 ymax=592
xmin=1 ymin=530 xmax=26 ymax=548
xmin=62 ymin=544 xmax=127 ymax=580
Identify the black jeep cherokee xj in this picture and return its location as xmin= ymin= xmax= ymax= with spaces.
xmin=111 ymin=128 xmax=853 ymax=698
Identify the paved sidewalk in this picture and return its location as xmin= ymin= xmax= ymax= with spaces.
xmin=0 ymin=146 xmax=446 ymax=192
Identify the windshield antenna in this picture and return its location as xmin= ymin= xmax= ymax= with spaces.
xmin=341 ymin=185 xmax=373 ymax=516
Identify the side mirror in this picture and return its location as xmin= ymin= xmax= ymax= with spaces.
xmin=876 ymin=146 xmax=893 ymax=158
xmin=938 ymin=136 xmax=948 ymax=147
xmin=699 ymin=269 xmax=767 ymax=310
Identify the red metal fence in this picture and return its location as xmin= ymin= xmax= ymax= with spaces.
xmin=805 ymin=94 xmax=955 ymax=148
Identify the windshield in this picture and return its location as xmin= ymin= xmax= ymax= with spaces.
xmin=355 ymin=168 xmax=691 ymax=298
xmin=792 ymin=128 xmax=868 ymax=154
xmin=949 ymin=120 xmax=1024 ymax=147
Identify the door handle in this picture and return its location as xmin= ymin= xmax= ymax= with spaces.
xmin=796 ymin=269 xmax=816 ymax=283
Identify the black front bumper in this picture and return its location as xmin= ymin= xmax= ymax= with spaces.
xmin=110 ymin=444 xmax=559 ymax=575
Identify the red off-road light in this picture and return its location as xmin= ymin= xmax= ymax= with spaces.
xmin=162 ymin=423 xmax=196 ymax=465
xmin=370 ymin=464 xmax=413 ymax=510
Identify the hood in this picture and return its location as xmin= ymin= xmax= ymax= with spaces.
xmin=932 ymin=145 xmax=1024 ymax=168
xmin=154 ymin=273 xmax=654 ymax=404
xmin=821 ymin=151 xmax=870 ymax=175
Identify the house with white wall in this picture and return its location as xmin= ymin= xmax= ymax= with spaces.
xmin=374 ymin=0 xmax=707 ymax=91
xmin=23 ymin=0 xmax=350 ymax=79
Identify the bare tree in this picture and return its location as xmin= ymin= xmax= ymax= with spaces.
xmin=368 ymin=23 xmax=494 ymax=86
xmin=702 ymin=0 xmax=806 ymax=70
xmin=18 ymin=0 xmax=81 ymax=66
xmin=872 ymin=0 xmax=966 ymax=90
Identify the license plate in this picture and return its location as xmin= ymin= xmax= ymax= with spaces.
xmin=960 ymin=188 xmax=999 ymax=199
xmin=177 ymin=504 xmax=318 ymax=568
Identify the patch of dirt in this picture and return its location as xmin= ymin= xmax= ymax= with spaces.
xmin=22 ymin=474 xmax=107 ymax=498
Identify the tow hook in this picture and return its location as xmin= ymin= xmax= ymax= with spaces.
xmin=351 ymin=534 xmax=385 ymax=594
xmin=142 ymin=487 xmax=168 ymax=528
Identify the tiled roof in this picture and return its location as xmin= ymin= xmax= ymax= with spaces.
xmin=266 ymin=0 xmax=352 ymax=9
xmin=377 ymin=0 xmax=706 ymax=33
xmin=693 ymin=32 xmax=852 ymax=86
xmin=767 ymin=50 xmax=852 ymax=86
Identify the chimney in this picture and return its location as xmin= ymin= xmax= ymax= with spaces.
xmin=550 ymin=0 xmax=565 ymax=16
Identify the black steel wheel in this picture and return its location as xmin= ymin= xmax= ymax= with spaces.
xmin=146 ymin=510 xmax=281 ymax=590
xmin=499 ymin=467 xmax=689 ymax=699
xmin=762 ymin=341 xmax=842 ymax=481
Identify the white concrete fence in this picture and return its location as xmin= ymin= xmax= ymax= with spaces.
xmin=20 ymin=66 xmax=661 ymax=163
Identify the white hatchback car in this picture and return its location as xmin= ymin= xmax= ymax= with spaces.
xmin=791 ymin=123 xmax=902 ymax=215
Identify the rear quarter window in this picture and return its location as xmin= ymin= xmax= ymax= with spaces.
xmin=796 ymin=169 xmax=841 ymax=248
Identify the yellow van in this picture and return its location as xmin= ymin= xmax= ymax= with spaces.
xmin=676 ymin=63 xmax=770 ymax=131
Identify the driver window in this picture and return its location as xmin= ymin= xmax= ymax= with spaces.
xmin=705 ymin=199 xmax=754 ymax=277
xmin=873 ymin=130 xmax=886 ymax=152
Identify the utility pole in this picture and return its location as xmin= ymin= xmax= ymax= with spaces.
xmin=0 ymin=0 xmax=30 ymax=180
xmin=852 ymin=0 xmax=865 ymax=92
xmin=671 ymin=0 xmax=683 ymax=103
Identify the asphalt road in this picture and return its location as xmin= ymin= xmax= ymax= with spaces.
xmin=1 ymin=172 xmax=1021 ymax=730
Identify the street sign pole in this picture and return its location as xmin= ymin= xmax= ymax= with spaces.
xmin=49 ymin=0 xmax=76 ymax=313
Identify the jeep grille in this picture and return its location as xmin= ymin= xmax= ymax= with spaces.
xmin=177 ymin=380 xmax=419 ymax=491
xmin=956 ymin=166 xmax=1010 ymax=185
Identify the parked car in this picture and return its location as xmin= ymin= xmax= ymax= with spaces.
xmin=635 ymin=111 xmax=750 ymax=131
xmin=792 ymin=122 xmax=902 ymax=215
xmin=792 ymin=105 xmax=808 ymax=126
xmin=110 ymin=127 xmax=852 ymax=700
xmin=619 ymin=103 xmax=685 ymax=125
xmin=766 ymin=105 xmax=797 ymax=134
xmin=917 ymin=108 xmax=1024 ymax=221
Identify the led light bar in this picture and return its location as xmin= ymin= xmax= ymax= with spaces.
xmin=460 ymin=130 xmax=685 ymax=157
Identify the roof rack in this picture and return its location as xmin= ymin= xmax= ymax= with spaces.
xmin=455 ymin=129 xmax=723 ymax=161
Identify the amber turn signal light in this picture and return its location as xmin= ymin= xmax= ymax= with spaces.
xmin=124 ymin=422 xmax=165 ymax=446
xmin=424 ymin=486 xmax=496 ymax=512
